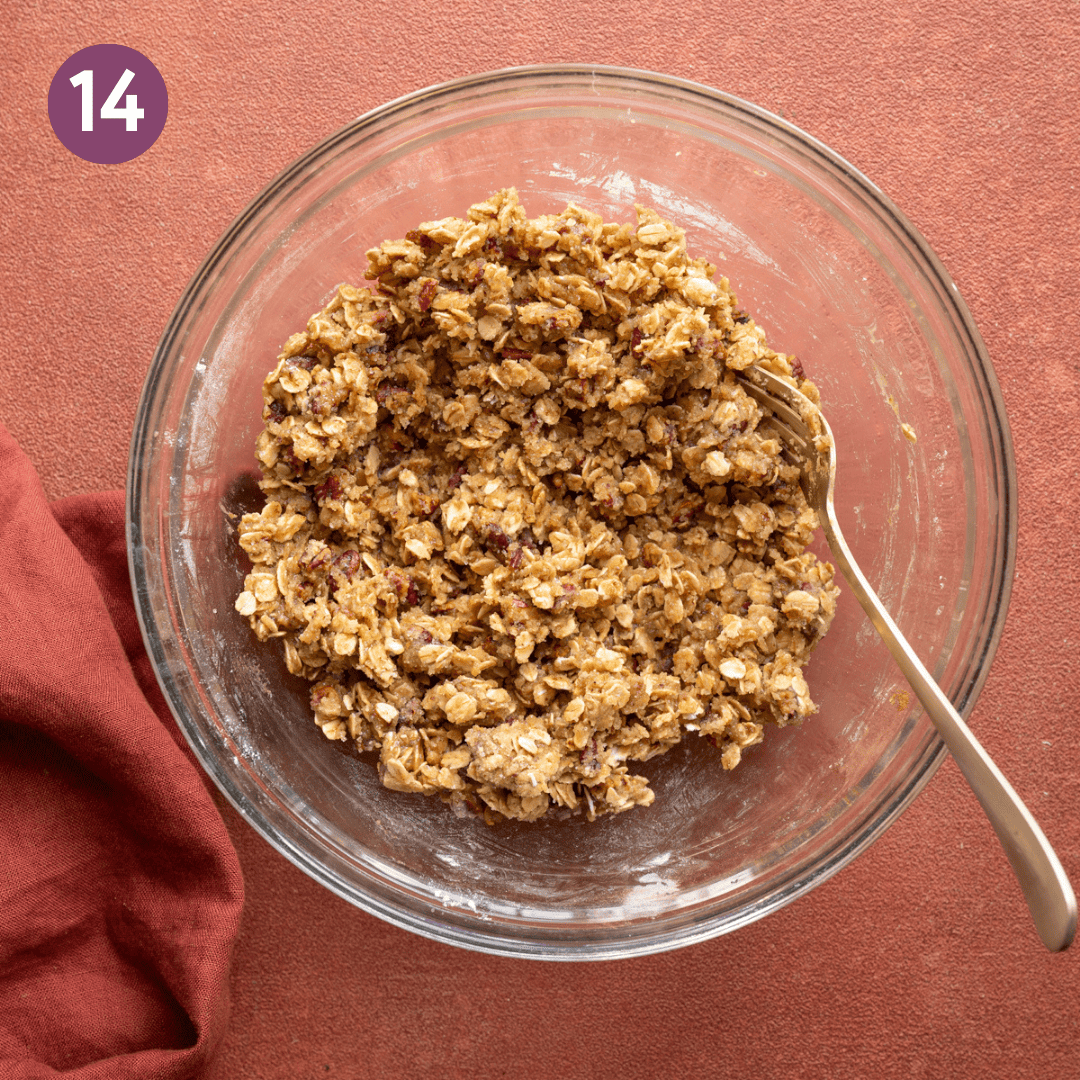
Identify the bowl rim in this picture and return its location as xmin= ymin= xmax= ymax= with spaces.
xmin=127 ymin=63 xmax=1017 ymax=960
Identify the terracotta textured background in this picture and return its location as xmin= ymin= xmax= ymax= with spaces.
xmin=4 ymin=1 xmax=1080 ymax=1077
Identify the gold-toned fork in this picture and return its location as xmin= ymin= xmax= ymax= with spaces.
xmin=737 ymin=364 xmax=1076 ymax=952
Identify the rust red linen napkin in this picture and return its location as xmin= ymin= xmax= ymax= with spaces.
xmin=0 ymin=423 xmax=243 ymax=1079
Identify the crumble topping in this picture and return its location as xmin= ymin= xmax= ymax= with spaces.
xmin=234 ymin=189 xmax=839 ymax=823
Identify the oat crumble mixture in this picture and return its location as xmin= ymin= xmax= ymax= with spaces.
xmin=234 ymin=189 xmax=839 ymax=824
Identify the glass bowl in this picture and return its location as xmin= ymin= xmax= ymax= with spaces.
xmin=127 ymin=65 xmax=1015 ymax=960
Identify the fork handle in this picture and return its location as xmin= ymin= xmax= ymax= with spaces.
xmin=823 ymin=516 xmax=1076 ymax=952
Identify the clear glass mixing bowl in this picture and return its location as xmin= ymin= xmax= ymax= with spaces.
xmin=127 ymin=65 xmax=1016 ymax=960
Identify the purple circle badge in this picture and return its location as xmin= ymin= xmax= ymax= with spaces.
xmin=48 ymin=45 xmax=168 ymax=165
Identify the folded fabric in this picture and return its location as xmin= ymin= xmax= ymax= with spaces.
xmin=0 ymin=423 xmax=243 ymax=1079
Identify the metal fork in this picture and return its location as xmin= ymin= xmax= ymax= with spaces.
xmin=737 ymin=364 xmax=1076 ymax=952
